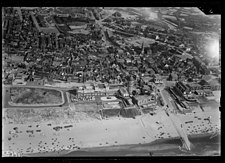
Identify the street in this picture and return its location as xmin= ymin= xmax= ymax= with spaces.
xmin=157 ymin=80 xmax=176 ymax=113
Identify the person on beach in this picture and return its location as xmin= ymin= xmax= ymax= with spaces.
xmin=149 ymin=152 xmax=153 ymax=156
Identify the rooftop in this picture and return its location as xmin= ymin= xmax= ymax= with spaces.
xmin=208 ymin=78 xmax=220 ymax=86
xmin=198 ymin=80 xmax=210 ymax=86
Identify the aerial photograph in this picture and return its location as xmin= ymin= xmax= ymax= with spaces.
xmin=2 ymin=7 xmax=221 ymax=157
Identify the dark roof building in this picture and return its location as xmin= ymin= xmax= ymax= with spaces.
xmin=175 ymin=81 xmax=191 ymax=95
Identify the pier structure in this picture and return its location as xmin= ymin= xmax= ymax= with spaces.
xmin=167 ymin=111 xmax=192 ymax=151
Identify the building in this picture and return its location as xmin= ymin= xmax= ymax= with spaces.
xmin=26 ymin=79 xmax=45 ymax=86
xmin=12 ymin=74 xmax=27 ymax=85
xmin=106 ymin=29 xmax=113 ymax=38
xmin=10 ymin=55 xmax=24 ymax=63
xmin=198 ymin=80 xmax=211 ymax=90
xmin=176 ymin=81 xmax=191 ymax=95
xmin=68 ymin=76 xmax=79 ymax=83
xmin=202 ymin=75 xmax=212 ymax=82
xmin=186 ymin=83 xmax=202 ymax=91
xmin=154 ymin=74 xmax=163 ymax=84
xmin=183 ymin=26 xmax=193 ymax=31
xmin=169 ymin=72 xmax=178 ymax=81
xmin=203 ymin=89 xmax=214 ymax=97
xmin=127 ymin=66 xmax=138 ymax=72
xmin=119 ymin=87 xmax=129 ymax=97
xmin=193 ymin=90 xmax=204 ymax=96
xmin=108 ymin=84 xmax=123 ymax=95
xmin=31 ymin=12 xmax=59 ymax=34
xmin=13 ymin=7 xmax=22 ymax=21
xmin=40 ymin=27 xmax=59 ymax=34
xmin=70 ymin=87 xmax=108 ymax=103
xmin=192 ymin=77 xmax=202 ymax=83
xmin=69 ymin=24 xmax=87 ymax=30
xmin=208 ymin=78 xmax=221 ymax=91
xmin=134 ymin=95 xmax=157 ymax=108
xmin=100 ymin=96 xmax=123 ymax=118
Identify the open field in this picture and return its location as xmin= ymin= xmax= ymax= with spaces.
xmin=7 ymin=87 xmax=63 ymax=106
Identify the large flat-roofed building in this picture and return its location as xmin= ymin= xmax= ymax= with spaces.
xmin=70 ymin=89 xmax=106 ymax=103
xmin=10 ymin=55 xmax=24 ymax=63
xmin=13 ymin=7 xmax=23 ymax=21
xmin=186 ymin=83 xmax=202 ymax=91
xmin=108 ymin=84 xmax=123 ymax=95
xmin=99 ymin=96 xmax=123 ymax=118
xmin=30 ymin=12 xmax=59 ymax=34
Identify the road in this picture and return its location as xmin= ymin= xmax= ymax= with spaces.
xmin=157 ymin=80 xmax=176 ymax=113
xmin=160 ymin=89 xmax=174 ymax=111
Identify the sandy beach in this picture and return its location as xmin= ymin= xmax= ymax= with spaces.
xmin=25 ymin=134 xmax=220 ymax=157
xmin=3 ymin=112 xmax=178 ymax=156
xmin=2 ymin=109 xmax=220 ymax=157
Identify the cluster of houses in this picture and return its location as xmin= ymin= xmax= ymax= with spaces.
xmin=175 ymin=79 xmax=220 ymax=100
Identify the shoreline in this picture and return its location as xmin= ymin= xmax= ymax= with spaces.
xmin=24 ymin=132 xmax=219 ymax=157
xmin=3 ymin=106 xmax=220 ymax=157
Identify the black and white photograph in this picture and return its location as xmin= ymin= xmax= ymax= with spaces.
xmin=2 ymin=7 xmax=221 ymax=157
